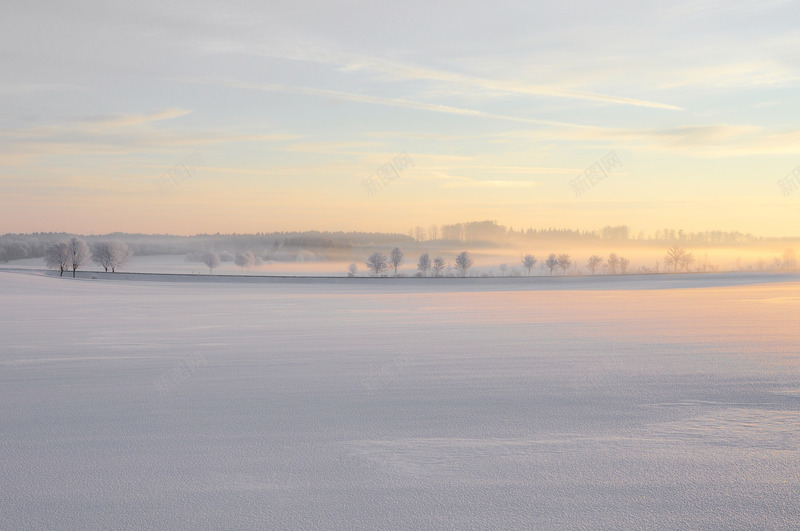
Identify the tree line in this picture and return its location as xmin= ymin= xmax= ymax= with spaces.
xmin=44 ymin=238 xmax=132 ymax=277
xmin=355 ymin=248 xmax=475 ymax=277
xmin=348 ymin=245 xmax=791 ymax=277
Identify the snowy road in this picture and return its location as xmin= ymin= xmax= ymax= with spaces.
xmin=2 ymin=271 xmax=799 ymax=529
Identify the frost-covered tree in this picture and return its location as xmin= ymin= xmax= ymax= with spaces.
xmin=91 ymin=241 xmax=131 ymax=273
xmin=557 ymin=253 xmax=571 ymax=275
xmin=417 ymin=252 xmax=431 ymax=277
xmin=545 ymin=253 xmax=559 ymax=275
xmin=679 ymin=251 xmax=695 ymax=272
xmin=522 ymin=254 xmax=537 ymax=276
xmin=347 ymin=263 xmax=358 ymax=277
xmin=110 ymin=241 xmax=131 ymax=272
xmin=455 ymin=251 xmax=473 ymax=277
xmin=45 ymin=241 xmax=70 ymax=277
xmin=234 ymin=251 xmax=255 ymax=271
xmin=607 ymin=253 xmax=620 ymax=274
xmin=91 ymin=242 xmax=112 ymax=272
xmin=365 ymin=251 xmax=388 ymax=276
xmin=664 ymin=246 xmax=686 ymax=272
xmin=587 ymin=255 xmax=603 ymax=275
xmin=67 ymin=237 xmax=90 ymax=278
xmin=203 ymin=251 xmax=220 ymax=273
xmin=431 ymin=256 xmax=446 ymax=277
xmin=781 ymin=249 xmax=797 ymax=270
xmin=389 ymin=247 xmax=404 ymax=276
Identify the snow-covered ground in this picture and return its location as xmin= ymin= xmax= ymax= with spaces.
xmin=2 ymin=269 xmax=799 ymax=529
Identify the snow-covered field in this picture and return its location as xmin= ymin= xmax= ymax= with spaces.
xmin=2 ymin=269 xmax=799 ymax=529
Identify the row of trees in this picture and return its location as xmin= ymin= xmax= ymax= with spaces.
xmin=45 ymin=238 xmax=132 ymax=277
xmin=585 ymin=253 xmax=630 ymax=274
xmin=358 ymin=248 xmax=475 ymax=277
xmin=351 ymin=249 xmax=646 ymax=277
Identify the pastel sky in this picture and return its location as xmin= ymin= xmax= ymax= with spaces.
xmin=2 ymin=0 xmax=799 ymax=236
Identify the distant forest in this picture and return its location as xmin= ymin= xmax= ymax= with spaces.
xmin=1 ymin=221 xmax=798 ymax=263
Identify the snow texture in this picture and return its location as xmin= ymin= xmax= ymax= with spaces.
xmin=1 ymin=269 xmax=799 ymax=529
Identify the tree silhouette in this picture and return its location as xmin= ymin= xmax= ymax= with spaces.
xmin=417 ymin=253 xmax=431 ymax=277
xmin=522 ymin=254 xmax=537 ymax=276
xmin=608 ymin=253 xmax=620 ymax=274
xmin=557 ymin=253 xmax=571 ymax=275
xmin=431 ymin=256 xmax=446 ymax=277
xmin=235 ymin=251 xmax=255 ymax=271
xmin=365 ymin=252 xmax=389 ymax=276
xmin=455 ymin=251 xmax=473 ymax=277
xmin=389 ymin=247 xmax=404 ymax=276
xmin=203 ymin=251 xmax=220 ymax=273
xmin=67 ymin=237 xmax=90 ymax=278
xmin=664 ymin=246 xmax=687 ymax=272
xmin=545 ymin=254 xmax=558 ymax=275
xmin=587 ymin=255 xmax=603 ymax=275
xmin=45 ymin=241 xmax=70 ymax=277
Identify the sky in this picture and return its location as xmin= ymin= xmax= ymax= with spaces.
xmin=2 ymin=0 xmax=800 ymax=237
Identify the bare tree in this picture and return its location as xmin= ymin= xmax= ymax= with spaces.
xmin=67 ymin=237 xmax=90 ymax=278
xmin=417 ymin=253 xmax=431 ymax=277
xmin=557 ymin=253 xmax=571 ymax=275
xmin=365 ymin=252 xmax=389 ymax=276
xmin=782 ymin=249 xmax=797 ymax=270
xmin=431 ymin=256 xmax=446 ymax=277
xmin=45 ymin=241 xmax=70 ymax=277
xmin=499 ymin=263 xmax=507 ymax=276
xmin=234 ymin=251 xmax=255 ymax=271
xmin=607 ymin=253 xmax=620 ymax=274
xmin=203 ymin=251 xmax=220 ymax=273
xmin=619 ymin=257 xmax=630 ymax=274
xmin=91 ymin=240 xmax=131 ymax=273
xmin=414 ymin=226 xmax=425 ymax=242
xmin=587 ymin=255 xmax=603 ymax=275
xmin=679 ymin=251 xmax=695 ymax=272
xmin=347 ymin=263 xmax=358 ymax=277
xmin=522 ymin=254 xmax=537 ymax=276
xmin=389 ymin=247 xmax=404 ymax=276
xmin=664 ymin=246 xmax=686 ymax=272
xmin=428 ymin=225 xmax=439 ymax=241
xmin=455 ymin=251 xmax=473 ymax=277
xmin=545 ymin=253 xmax=559 ymax=275
xmin=91 ymin=242 xmax=113 ymax=272
xmin=110 ymin=241 xmax=131 ymax=272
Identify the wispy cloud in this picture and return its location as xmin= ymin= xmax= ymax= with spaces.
xmin=0 ymin=82 xmax=85 ymax=94
xmin=81 ymin=108 xmax=192 ymax=129
xmin=209 ymin=41 xmax=683 ymax=111
xmin=335 ymin=55 xmax=683 ymax=111
xmin=181 ymin=77 xmax=613 ymax=129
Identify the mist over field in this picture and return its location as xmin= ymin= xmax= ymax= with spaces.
xmin=3 ymin=224 xmax=799 ymax=278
